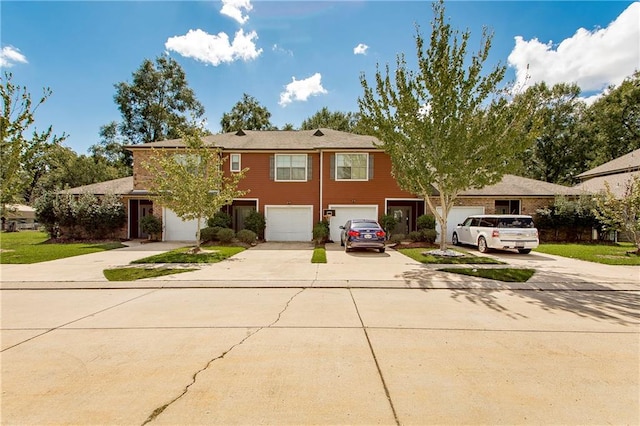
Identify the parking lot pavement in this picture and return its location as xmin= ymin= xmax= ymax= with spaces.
xmin=1 ymin=285 xmax=638 ymax=425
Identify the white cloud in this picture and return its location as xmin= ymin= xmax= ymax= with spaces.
xmin=353 ymin=43 xmax=369 ymax=55
xmin=279 ymin=73 xmax=328 ymax=106
xmin=0 ymin=46 xmax=28 ymax=68
xmin=508 ymin=2 xmax=640 ymax=92
xmin=165 ymin=28 xmax=262 ymax=66
xmin=272 ymin=44 xmax=293 ymax=56
xmin=220 ymin=0 xmax=253 ymax=25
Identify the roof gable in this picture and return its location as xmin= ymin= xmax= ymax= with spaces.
xmin=577 ymin=148 xmax=640 ymax=180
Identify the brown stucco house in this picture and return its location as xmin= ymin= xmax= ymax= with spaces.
xmin=64 ymin=129 xmax=583 ymax=242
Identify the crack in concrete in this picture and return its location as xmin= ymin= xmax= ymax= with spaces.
xmin=141 ymin=287 xmax=306 ymax=425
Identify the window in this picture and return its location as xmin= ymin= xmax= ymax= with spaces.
xmin=173 ymin=153 xmax=201 ymax=175
xmin=275 ymin=154 xmax=307 ymax=181
xmin=230 ymin=154 xmax=241 ymax=172
xmin=495 ymin=200 xmax=521 ymax=214
xmin=336 ymin=153 xmax=368 ymax=180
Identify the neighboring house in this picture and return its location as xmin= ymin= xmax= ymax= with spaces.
xmin=2 ymin=204 xmax=37 ymax=231
xmin=574 ymin=148 xmax=640 ymax=197
xmin=63 ymin=129 xmax=582 ymax=242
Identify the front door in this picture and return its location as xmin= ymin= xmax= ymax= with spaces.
xmin=233 ymin=206 xmax=255 ymax=232
xmin=389 ymin=206 xmax=412 ymax=236
xmin=139 ymin=204 xmax=153 ymax=238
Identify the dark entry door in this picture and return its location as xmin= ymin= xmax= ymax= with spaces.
xmin=388 ymin=206 xmax=412 ymax=236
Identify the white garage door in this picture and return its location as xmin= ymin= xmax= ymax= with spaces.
xmin=436 ymin=206 xmax=484 ymax=243
xmin=328 ymin=205 xmax=378 ymax=243
xmin=265 ymin=205 xmax=313 ymax=241
xmin=163 ymin=209 xmax=206 ymax=241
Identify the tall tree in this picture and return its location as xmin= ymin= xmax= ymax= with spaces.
xmin=141 ymin=127 xmax=248 ymax=252
xmin=220 ymin=93 xmax=274 ymax=132
xmin=89 ymin=121 xmax=133 ymax=173
xmin=300 ymin=107 xmax=359 ymax=132
xmin=1 ymin=72 xmax=66 ymax=213
xmin=358 ymin=0 xmax=535 ymax=251
xmin=113 ymin=56 xmax=205 ymax=144
xmin=518 ymin=82 xmax=589 ymax=185
xmin=584 ymin=71 xmax=640 ymax=165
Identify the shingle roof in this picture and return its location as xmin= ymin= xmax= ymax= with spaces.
xmin=60 ymin=176 xmax=134 ymax=195
xmin=456 ymin=174 xmax=584 ymax=197
xmin=577 ymin=148 xmax=640 ymax=179
xmin=574 ymin=171 xmax=640 ymax=198
xmin=127 ymin=129 xmax=382 ymax=151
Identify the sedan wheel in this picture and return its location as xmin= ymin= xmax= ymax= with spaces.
xmin=477 ymin=236 xmax=488 ymax=253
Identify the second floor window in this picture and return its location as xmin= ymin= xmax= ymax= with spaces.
xmin=276 ymin=154 xmax=307 ymax=181
xmin=230 ymin=154 xmax=241 ymax=172
xmin=336 ymin=153 xmax=368 ymax=180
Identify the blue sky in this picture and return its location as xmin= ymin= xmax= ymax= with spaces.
xmin=2 ymin=1 xmax=638 ymax=155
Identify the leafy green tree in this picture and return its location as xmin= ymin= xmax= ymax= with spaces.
xmin=518 ymin=82 xmax=589 ymax=184
xmin=281 ymin=123 xmax=296 ymax=131
xmin=358 ymin=0 xmax=534 ymax=251
xmin=220 ymin=93 xmax=274 ymax=132
xmin=113 ymin=56 xmax=205 ymax=145
xmin=584 ymin=71 xmax=640 ymax=166
xmin=300 ymin=107 xmax=359 ymax=132
xmin=141 ymin=127 xmax=248 ymax=251
xmin=89 ymin=121 xmax=133 ymax=173
xmin=1 ymin=72 xmax=66 ymax=213
xmin=594 ymin=175 xmax=640 ymax=253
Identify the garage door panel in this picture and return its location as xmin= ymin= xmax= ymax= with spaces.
xmin=265 ymin=206 xmax=313 ymax=242
xmin=328 ymin=206 xmax=378 ymax=243
xmin=164 ymin=209 xmax=206 ymax=241
xmin=436 ymin=206 xmax=484 ymax=243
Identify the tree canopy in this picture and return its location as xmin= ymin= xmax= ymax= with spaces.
xmin=1 ymin=72 xmax=66 ymax=213
xmin=300 ymin=107 xmax=359 ymax=132
xmin=358 ymin=0 xmax=535 ymax=250
xmin=220 ymin=93 xmax=274 ymax=133
xmin=113 ymin=56 xmax=205 ymax=144
xmin=141 ymin=127 xmax=248 ymax=251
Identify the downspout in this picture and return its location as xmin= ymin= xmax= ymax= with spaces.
xmin=319 ymin=149 xmax=324 ymax=221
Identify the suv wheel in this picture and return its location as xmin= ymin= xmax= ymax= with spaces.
xmin=452 ymin=233 xmax=459 ymax=246
xmin=477 ymin=236 xmax=489 ymax=253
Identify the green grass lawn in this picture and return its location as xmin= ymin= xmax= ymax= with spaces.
xmin=438 ymin=267 xmax=536 ymax=282
xmin=131 ymin=245 xmax=245 ymax=264
xmin=0 ymin=231 xmax=126 ymax=264
xmin=311 ymin=247 xmax=327 ymax=263
xmin=104 ymin=267 xmax=197 ymax=281
xmin=535 ymin=243 xmax=640 ymax=265
xmin=398 ymin=248 xmax=505 ymax=264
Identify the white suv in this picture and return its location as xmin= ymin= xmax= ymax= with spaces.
xmin=452 ymin=215 xmax=539 ymax=254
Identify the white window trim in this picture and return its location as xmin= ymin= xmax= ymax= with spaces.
xmin=275 ymin=153 xmax=308 ymax=182
xmin=230 ymin=153 xmax=241 ymax=172
xmin=335 ymin=152 xmax=369 ymax=181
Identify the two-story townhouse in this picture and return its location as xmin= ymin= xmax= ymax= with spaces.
xmin=127 ymin=128 xmax=423 ymax=242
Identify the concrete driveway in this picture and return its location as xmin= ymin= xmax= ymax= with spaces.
xmin=1 ymin=241 xmax=639 ymax=424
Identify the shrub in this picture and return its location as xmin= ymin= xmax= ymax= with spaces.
xmin=237 ymin=229 xmax=257 ymax=245
xmin=217 ymin=228 xmax=235 ymax=244
xmin=34 ymin=191 xmax=58 ymax=237
xmin=408 ymin=231 xmax=424 ymax=242
xmin=244 ymin=211 xmax=266 ymax=238
xmin=422 ymin=229 xmax=438 ymax=243
xmin=207 ymin=211 xmax=232 ymax=228
xmin=417 ymin=214 xmax=436 ymax=230
xmin=200 ymin=226 xmax=221 ymax=243
xmin=380 ymin=214 xmax=398 ymax=237
xmin=312 ymin=220 xmax=330 ymax=245
xmin=388 ymin=233 xmax=405 ymax=245
xmin=141 ymin=215 xmax=162 ymax=238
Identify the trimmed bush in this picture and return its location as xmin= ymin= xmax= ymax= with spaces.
xmin=388 ymin=233 xmax=405 ymax=245
xmin=408 ymin=231 xmax=423 ymax=242
xmin=417 ymin=214 xmax=436 ymax=230
xmin=422 ymin=229 xmax=438 ymax=243
xmin=200 ymin=226 xmax=221 ymax=243
xmin=380 ymin=214 xmax=398 ymax=236
xmin=141 ymin=214 xmax=162 ymax=239
xmin=207 ymin=211 xmax=232 ymax=228
xmin=312 ymin=221 xmax=330 ymax=245
xmin=244 ymin=211 xmax=266 ymax=238
xmin=217 ymin=228 xmax=235 ymax=244
xmin=237 ymin=229 xmax=257 ymax=245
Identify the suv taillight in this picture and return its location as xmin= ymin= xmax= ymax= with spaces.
xmin=492 ymin=230 xmax=500 ymax=238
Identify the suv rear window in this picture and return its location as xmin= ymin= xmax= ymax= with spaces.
xmin=496 ymin=217 xmax=535 ymax=228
